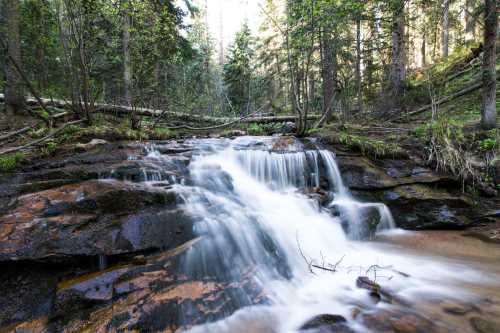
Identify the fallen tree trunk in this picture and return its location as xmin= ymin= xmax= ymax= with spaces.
xmin=0 ymin=120 xmax=84 ymax=155
xmin=393 ymin=73 xmax=500 ymax=121
xmin=0 ymin=94 xmax=319 ymax=125
xmin=0 ymin=124 xmax=37 ymax=142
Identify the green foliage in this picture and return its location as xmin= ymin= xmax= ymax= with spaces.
xmin=223 ymin=23 xmax=255 ymax=112
xmin=40 ymin=141 xmax=58 ymax=157
xmin=479 ymin=138 xmax=497 ymax=151
xmin=337 ymin=132 xmax=404 ymax=158
xmin=247 ymin=123 xmax=267 ymax=135
xmin=0 ymin=153 xmax=25 ymax=172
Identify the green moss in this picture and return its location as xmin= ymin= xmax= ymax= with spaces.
xmin=335 ymin=132 xmax=405 ymax=158
xmin=0 ymin=153 xmax=25 ymax=172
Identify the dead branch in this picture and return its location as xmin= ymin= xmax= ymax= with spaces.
xmin=393 ymin=73 xmax=500 ymax=121
xmin=163 ymin=109 xmax=265 ymax=131
xmin=0 ymin=124 xmax=37 ymax=142
xmin=0 ymin=120 xmax=84 ymax=156
xmin=296 ymin=233 xmax=316 ymax=274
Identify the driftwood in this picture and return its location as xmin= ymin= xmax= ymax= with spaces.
xmin=0 ymin=120 xmax=84 ymax=155
xmin=0 ymin=94 xmax=319 ymax=125
xmin=393 ymin=73 xmax=500 ymax=121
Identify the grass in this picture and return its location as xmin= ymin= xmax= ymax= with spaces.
xmin=0 ymin=152 xmax=25 ymax=172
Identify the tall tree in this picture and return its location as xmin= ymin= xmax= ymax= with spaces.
xmin=123 ymin=6 xmax=132 ymax=107
xmin=223 ymin=23 xmax=254 ymax=114
xmin=464 ymin=0 xmax=476 ymax=42
xmin=4 ymin=0 xmax=24 ymax=114
xmin=441 ymin=0 xmax=449 ymax=58
xmin=481 ymin=0 xmax=497 ymax=129
xmin=355 ymin=16 xmax=362 ymax=113
xmin=389 ymin=1 xmax=406 ymax=111
xmin=320 ymin=29 xmax=335 ymax=120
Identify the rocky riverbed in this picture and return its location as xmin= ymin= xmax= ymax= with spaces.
xmin=0 ymin=136 xmax=499 ymax=332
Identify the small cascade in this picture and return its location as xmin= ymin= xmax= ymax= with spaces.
xmin=147 ymin=136 xmax=491 ymax=332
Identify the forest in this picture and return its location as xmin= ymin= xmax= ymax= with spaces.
xmin=0 ymin=0 xmax=499 ymax=332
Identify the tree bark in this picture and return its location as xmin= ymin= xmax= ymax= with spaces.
xmin=481 ymin=0 xmax=497 ymax=129
xmin=123 ymin=11 xmax=132 ymax=107
xmin=465 ymin=0 xmax=476 ymax=42
xmin=442 ymin=0 xmax=449 ymax=59
xmin=320 ymin=30 xmax=335 ymax=121
xmin=421 ymin=35 xmax=426 ymax=67
xmin=356 ymin=18 xmax=363 ymax=113
xmin=4 ymin=0 xmax=24 ymax=114
xmin=389 ymin=2 xmax=406 ymax=111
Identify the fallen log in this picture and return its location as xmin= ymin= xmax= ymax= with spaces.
xmin=0 ymin=94 xmax=320 ymax=125
xmin=0 ymin=120 xmax=84 ymax=156
xmin=0 ymin=124 xmax=37 ymax=142
xmin=392 ymin=73 xmax=500 ymax=121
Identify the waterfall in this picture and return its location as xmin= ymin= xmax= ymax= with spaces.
xmin=146 ymin=137 xmax=488 ymax=333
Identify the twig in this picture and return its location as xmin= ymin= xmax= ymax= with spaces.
xmin=296 ymin=233 xmax=315 ymax=274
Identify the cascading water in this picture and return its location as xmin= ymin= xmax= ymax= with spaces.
xmin=146 ymin=136 xmax=495 ymax=332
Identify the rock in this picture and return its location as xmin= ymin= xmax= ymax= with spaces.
xmin=281 ymin=122 xmax=297 ymax=134
xmin=441 ymin=300 xmax=476 ymax=315
xmin=361 ymin=308 xmax=436 ymax=333
xmin=49 ymin=239 xmax=268 ymax=332
xmin=3 ymin=239 xmax=269 ymax=332
xmin=470 ymin=317 xmax=500 ymax=333
xmin=380 ymin=184 xmax=473 ymax=229
xmin=299 ymin=314 xmax=353 ymax=333
xmin=0 ymin=180 xmax=194 ymax=261
xmin=490 ymin=158 xmax=500 ymax=185
xmin=336 ymin=156 xmax=454 ymax=191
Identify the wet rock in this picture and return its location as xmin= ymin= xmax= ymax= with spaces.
xmin=0 ymin=180 xmax=194 ymax=261
xmin=470 ymin=317 xmax=500 ymax=333
xmin=381 ymin=184 xmax=473 ymax=229
xmin=361 ymin=308 xmax=436 ymax=333
xmin=45 ymin=239 xmax=269 ymax=333
xmin=336 ymin=156 xmax=454 ymax=191
xmin=299 ymin=314 xmax=353 ymax=333
xmin=281 ymin=122 xmax=297 ymax=134
xmin=441 ymin=300 xmax=477 ymax=315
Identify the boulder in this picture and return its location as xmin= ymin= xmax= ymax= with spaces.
xmin=361 ymin=308 xmax=436 ymax=333
xmin=336 ymin=156 xmax=454 ymax=190
xmin=299 ymin=314 xmax=353 ymax=332
xmin=0 ymin=180 xmax=195 ymax=261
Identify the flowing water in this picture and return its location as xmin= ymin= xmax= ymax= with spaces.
xmin=146 ymin=136 xmax=500 ymax=332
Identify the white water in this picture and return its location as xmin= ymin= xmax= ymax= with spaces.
xmin=147 ymin=137 xmax=494 ymax=332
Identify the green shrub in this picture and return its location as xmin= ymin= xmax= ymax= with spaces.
xmin=0 ymin=153 xmax=25 ymax=172
xmin=247 ymin=123 xmax=266 ymax=135
xmin=479 ymin=138 xmax=497 ymax=151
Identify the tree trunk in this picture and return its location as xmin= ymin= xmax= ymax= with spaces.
xmin=389 ymin=2 xmax=406 ymax=111
xmin=465 ymin=0 xmax=476 ymax=42
xmin=421 ymin=35 xmax=426 ymax=67
xmin=123 ymin=12 xmax=132 ymax=107
xmin=321 ymin=30 xmax=334 ymax=120
xmin=442 ymin=0 xmax=449 ymax=59
xmin=4 ymin=0 xmax=24 ymax=114
xmin=356 ymin=18 xmax=363 ymax=113
xmin=481 ymin=0 xmax=497 ymax=129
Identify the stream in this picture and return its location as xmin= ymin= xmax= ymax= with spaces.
xmin=1 ymin=135 xmax=499 ymax=332
xmin=145 ymin=136 xmax=500 ymax=333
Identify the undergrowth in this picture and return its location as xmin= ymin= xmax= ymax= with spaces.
xmin=0 ymin=152 xmax=25 ymax=172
